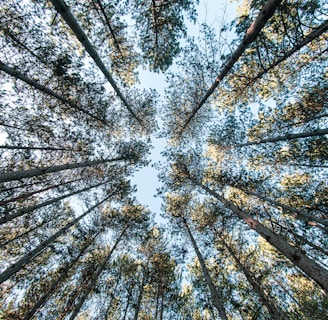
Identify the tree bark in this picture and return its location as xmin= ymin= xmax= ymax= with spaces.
xmin=22 ymin=230 xmax=101 ymax=320
xmin=191 ymin=177 xmax=328 ymax=292
xmin=233 ymin=128 xmax=328 ymax=148
xmin=0 ymin=193 xmax=113 ymax=284
xmin=133 ymin=265 xmax=149 ymax=320
xmin=247 ymin=20 xmax=328 ymax=84
xmin=0 ymin=177 xmax=83 ymax=206
xmin=0 ymin=145 xmax=77 ymax=152
xmin=227 ymin=184 xmax=328 ymax=227
xmin=183 ymin=218 xmax=228 ymax=320
xmin=68 ymin=224 xmax=129 ymax=320
xmin=272 ymin=221 xmax=328 ymax=256
xmin=179 ymin=0 xmax=283 ymax=135
xmin=0 ymin=61 xmax=106 ymax=125
xmin=221 ymin=237 xmax=286 ymax=320
xmin=122 ymin=290 xmax=132 ymax=320
xmin=0 ymin=156 xmax=128 ymax=183
xmin=1 ymin=180 xmax=109 ymax=224
xmin=49 ymin=0 xmax=143 ymax=126
xmin=91 ymin=0 xmax=124 ymax=59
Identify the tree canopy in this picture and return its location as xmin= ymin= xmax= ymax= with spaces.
xmin=0 ymin=0 xmax=327 ymax=319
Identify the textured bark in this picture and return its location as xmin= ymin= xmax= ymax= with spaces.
xmin=91 ymin=0 xmax=124 ymax=59
xmin=0 ymin=180 xmax=108 ymax=224
xmin=0 ymin=61 xmax=106 ymax=125
xmin=221 ymin=237 xmax=286 ymax=320
xmin=229 ymin=185 xmax=328 ymax=227
xmin=0 ymin=156 xmax=127 ymax=183
xmin=0 ymin=194 xmax=112 ymax=284
xmin=234 ymin=128 xmax=328 ymax=148
xmin=254 ymin=160 xmax=328 ymax=169
xmin=179 ymin=0 xmax=283 ymax=134
xmin=0 ymin=145 xmax=76 ymax=151
xmin=272 ymin=221 xmax=328 ymax=256
xmin=49 ymin=0 xmax=143 ymax=125
xmin=0 ymin=219 xmax=46 ymax=248
xmin=68 ymin=224 xmax=129 ymax=320
xmin=133 ymin=266 xmax=149 ymax=320
xmin=22 ymin=231 xmax=101 ymax=320
xmin=0 ymin=177 xmax=83 ymax=206
xmin=247 ymin=20 xmax=328 ymax=84
xmin=122 ymin=290 xmax=132 ymax=320
xmin=183 ymin=218 xmax=228 ymax=320
xmin=192 ymin=178 xmax=328 ymax=292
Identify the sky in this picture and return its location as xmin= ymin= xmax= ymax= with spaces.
xmin=131 ymin=0 xmax=238 ymax=221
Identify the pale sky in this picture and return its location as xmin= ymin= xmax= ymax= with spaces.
xmin=130 ymin=0 xmax=238 ymax=220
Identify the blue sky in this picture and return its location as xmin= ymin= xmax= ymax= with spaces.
xmin=131 ymin=0 xmax=238 ymax=219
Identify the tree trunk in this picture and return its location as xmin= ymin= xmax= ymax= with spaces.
xmin=179 ymin=0 xmax=282 ymax=135
xmin=253 ymin=159 xmax=328 ymax=169
xmin=155 ymin=283 xmax=160 ymax=319
xmin=22 ymin=230 xmax=101 ymax=320
xmin=103 ymin=281 xmax=120 ymax=320
xmin=91 ymin=0 xmax=124 ymax=59
xmin=228 ymin=184 xmax=328 ymax=227
xmin=234 ymin=128 xmax=328 ymax=148
xmin=0 ymin=177 xmax=83 ymax=206
xmin=183 ymin=218 xmax=228 ymax=320
xmin=221 ymin=237 xmax=286 ymax=320
xmin=0 ymin=219 xmax=47 ymax=248
xmin=0 ymin=145 xmax=78 ymax=152
xmin=159 ymin=290 xmax=164 ymax=320
xmin=1 ymin=180 xmax=109 ymax=224
xmin=122 ymin=290 xmax=132 ymax=320
xmin=133 ymin=265 xmax=149 ymax=320
xmin=272 ymin=221 xmax=328 ymax=256
xmin=248 ymin=20 xmax=328 ymax=84
xmin=0 ymin=193 xmax=113 ymax=284
xmin=68 ymin=224 xmax=129 ymax=320
xmin=0 ymin=155 xmax=128 ymax=183
xmin=0 ymin=61 xmax=106 ymax=125
xmin=192 ymin=178 xmax=328 ymax=292
xmin=49 ymin=0 xmax=143 ymax=125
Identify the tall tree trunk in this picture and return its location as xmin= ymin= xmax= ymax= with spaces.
xmin=253 ymin=159 xmax=328 ymax=169
xmin=233 ymin=127 xmax=328 ymax=148
xmin=133 ymin=265 xmax=149 ymax=320
xmin=103 ymin=281 xmax=120 ymax=320
xmin=122 ymin=290 xmax=132 ymax=320
xmin=0 ymin=193 xmax=113 ymax=284
xmin=0 ymin=61 xmax=106 ymax=125
xmin=0 ymin=145 xmax=78 ymax=152
xmin=221 ymin=237 xmax=286 ymax=320
xmin=155 ymin=283 xmax=160 ymax=319
xmin=159 ymin=290 xmax=164 ymax=320
xmin=190 ymin=177 xmax=328 ymax=292
xmin=91 ymin=0 xmax=124 ymax=59
xmin=1 ymin=27 xmax=49 ymax=66
xmin=0 ymin=177 xmax=83 ymax=206
xmin=247 ymin=20 xmax=328 ymax=84
xmin=1 ymin=179 xmax=109 ymax=224
xmin=272 ymin=221 xmax=328 ymax=256
xmin=68 ymin=224 xmax=129 ymax=320
xmin=0 ymin=155 xmax=128 ymax=183
xmin=49 ymin=0 xmax=143 ymax=125
xmin=179 ymin=0 xmax=283 ymax=135
xmin=0 ymin=179 xmax=52 ymax=193
xmin=182 ymin=218 xmax=228 ymax=320
xmin=22 ymin=230 xmax=101 ymax=320
xmin=225 ymin=183 xmax=328 ymax=227
xmin=1 ymin=219 xmax=47 ymax=248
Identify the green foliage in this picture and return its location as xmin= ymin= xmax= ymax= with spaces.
xmin=1 ymin=0 xmax=328 ymax=318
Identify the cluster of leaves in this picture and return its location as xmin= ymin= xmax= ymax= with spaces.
xmin=0 ymin=0 xmax=327 ymax=318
